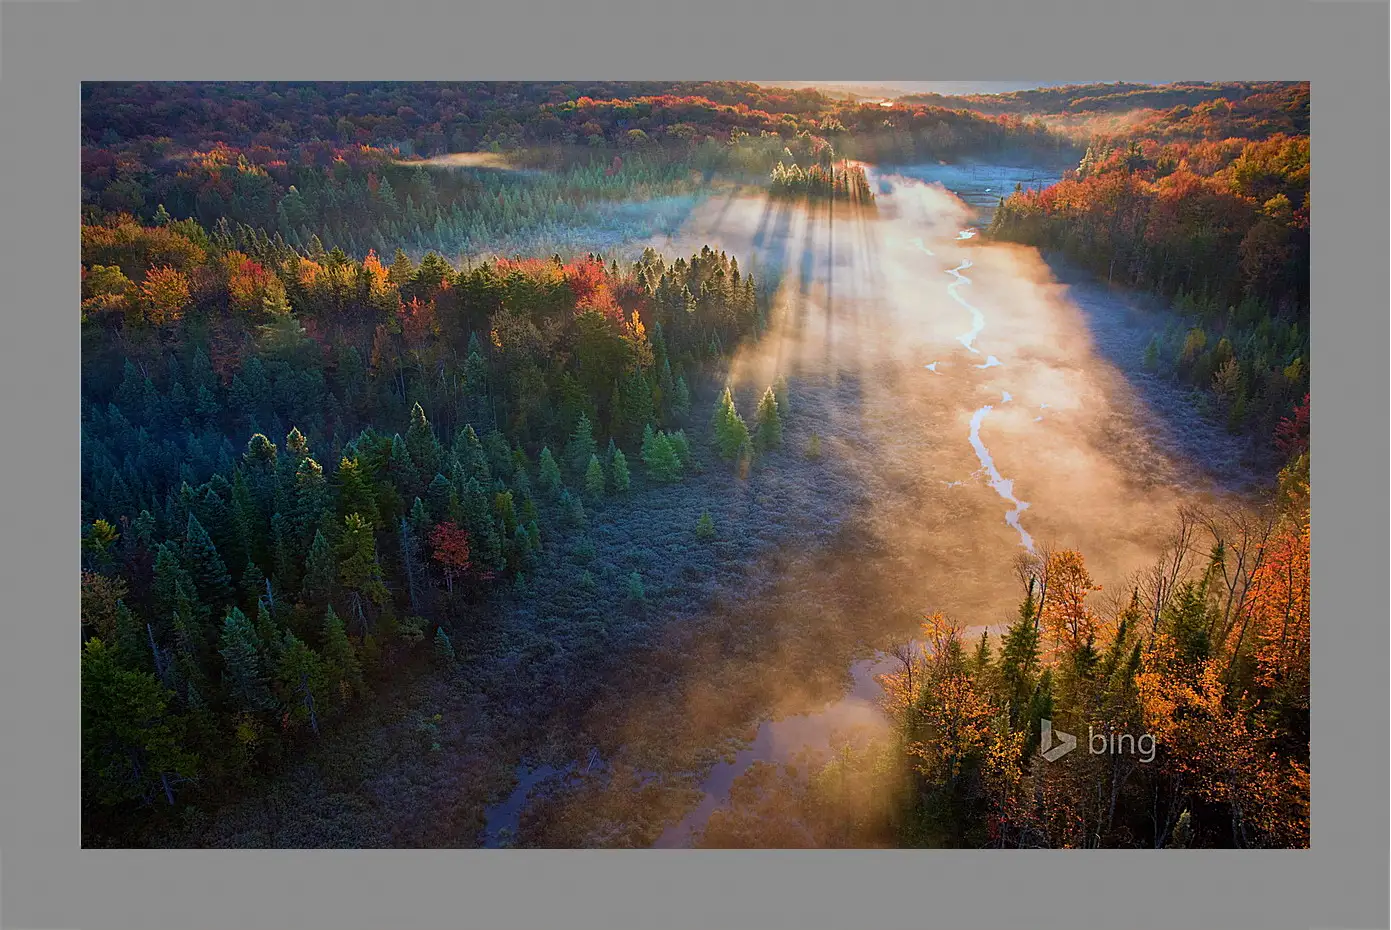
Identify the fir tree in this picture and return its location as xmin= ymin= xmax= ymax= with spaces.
xmin=336 ymin=456 xmax=380 ymax=527
xmin=301 ymin=529 xmax=337 ymax=606
xmin=433 ymin=627 xmax=456 ymax=666
xmin=538 ymin=446 xmax=563 ymax=496
xmin=773 ymin=375 xmax=790 ymax=416
xmin=275 ymin=631 xmax=328 ymax=735
xmin=668 ymin=429 xmax=693 ymax=470
xmin=755 ymin=386 xmax=783 ymax=451
xmin=405 ymin=403 xmax=443 ymax=476
xmin=999 ymin=587 xmax=1042 ymax=726
xmin=183 ymin=513 xmax=234 ymax=608
xmin=82 ymin=639 xmax=197 ymax=807
xmin=672 ymin=376 xmax=692 ymax=418
xmin=337 ymin=513 xmax=389 ymax=633
xmin=218 ymin=607 xmax=274 ymax=712
xmin=711 ymin=387 xmax=750 ymax=461
xmin=610 ymin=448 xmax=631 ymax=492
xmin=322 ymin=606 xmax=365 ymax=700
xmin=642 ymin=431 xmax=682 ymax=483
xmin=566 ymin=413 xmax=598 ymax=480
xmin=696 ymin=510 xmax=716 ymax=540
xmin=583 ymin=454 xmax=605 ymax=501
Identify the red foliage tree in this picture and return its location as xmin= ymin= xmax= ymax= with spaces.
xmin=1274 ymin=393 xmax=1309 ymax=458
xmin=429 ymin=522 xmax=473 ymax=595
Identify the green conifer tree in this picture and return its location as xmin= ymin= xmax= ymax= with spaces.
xmin=538 ymin=446 xmax=563 ymax=496
xmin=322 ymin=606 xmax=365 ymax=700
xmin=433 ymin=627 xmax=456 ymax=666
xmin=566 ymin=414 xmax=598 ymax=480
xmin=755 ymin=386 xmax=783 ymax=451
xmin=642 ymin=431 xmax=682 ymax=482
xmin=183 ymin=514 xmax=234 ymax=608
xmin=610 ymin=448 xmax=631 ymax=492
xmin=583 ymin=454 xmax=605 ymax=501
xmin=711 ymin=388 xmax=750 ymax=461
xmin=82 ymin=639 xmax=197 ymax=807
xmin=218 ymin=607 xmax=274 ymax=712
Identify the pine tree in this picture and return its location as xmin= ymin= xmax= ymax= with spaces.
xmin=336 ymin=455 xmax=380 ymax=527
xmin=270 ymin=512 xmax=298 ymax=593
xmin=668 ymin=429 xmax=692 ymax=470
xmin=301 ymin=529 xmax=336 ymax=605
xmin=642 ymin=430 xmax=682 ymax=483
xmin=773 ymin=375 xmax=790 ymax=416
xmin=337 ymin=513 xmax=389 ymax=633
xmin=559 ymin=489 xmax=587 ymax=529
xmin=626 ymin=571 xmax=646 ymax=602
xmin=755 ymin=386 xmax=783 ymax=451
xmin=583 ymin=454 xmax=605 ymax=501
xmin=696 ymin=510 xmax=716 ymax=540
xmin=433 ymin=627 xmax=456 ymax=666
xmin=566 ymin=413 xmax=598 ymax=480
xmin=672 ymin=376 xmax=692 ymax=418
xmin=711 ymin=387 xmax=750 ymax=461
xmin=82 ymin=639 xmax=197 ymax=807
xmin=405 ymin=403 xmax=443 ymax=476
xmin=999 ymin=587 xmax=1042 ymax=726
xmin=285 ymin=426 xmax=311 ymax=461
xmin=610 ymin=448 xmax=631 ymax=492
xmin=322 ymin=606 xmax=365 ymax=700
xmin=218 ymin=607 xmax=274 ymax=712
xmin=292 ymin=457 xmax=328 ymax=545
xmin=537 ymin=446 xmax=563 ymax=496
xmin=183 ymin=513 xmax=234 ymax=608
xmin=274 ymin=631 xmax=328 ymax=735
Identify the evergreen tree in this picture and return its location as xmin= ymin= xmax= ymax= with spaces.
xmin=711 ymin=387 xmax=750 ymax=461
xmin=672 ymin=376 xmax=692 ymax=418
xmin=217 ymin=607 xmax=274 ymax=712
xmin=755 ymin=386 xmax=783 ymax=451
xmin=336 ymin=455 xmax=380 ymax=527
xmin=583 ymin=453 xmax=605 ymax=501
xmin=999 ymin=587 xmax=1042 ymax=726
xmin=433 ymin=627 xmax=456 ymax=666
xmin=337 ymin=513 xmax=389 ymax=633
xmin=642 ymin=430 xmax=682 ymax=483
xmin=566 ymin=413 xmax=598 ymax=480
xmin=301 ymin=529 xmax=337 ymax=606
xmin=696 ymin=509 xmax=716 ymax=540
xmin=668 ymin=429 xmax=693 ymax=470
xmin=274 ymin=631 xmax=328 ymax=735
xmin=626 ymin=571 xmax=646 ymax=603
xmin=322 ymin=606 xmax=365 ymax=700
xmin=537 ymin=446 xmax=563 ymax=496
xmin=183 ymin=513 xmax=234 ymax=608
xmin=270 ymin=512 xmax=299 ymax=593
xmin=292 ymin=457 xmax=328 ymax=545
xmin=405 ymin=403 xmax=443 ymax=476
xmin=82 ymin=638 xmax=197 ymax=807
xmin=610 ymin=448 xmax=631 ymax=492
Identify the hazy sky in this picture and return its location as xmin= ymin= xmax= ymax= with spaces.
xmin=758 ymin=80 xmax=1168 ymax=97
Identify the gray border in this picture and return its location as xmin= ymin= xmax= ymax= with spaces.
xmin=1 ymin=0 xmax=1384 ymax=927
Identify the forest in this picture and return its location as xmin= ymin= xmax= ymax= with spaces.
xmin=81 ymin=81 xmax=1309 ymax=849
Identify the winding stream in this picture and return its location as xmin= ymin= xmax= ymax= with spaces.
xmin=475 ymin=162 xmax=1181 ymax=849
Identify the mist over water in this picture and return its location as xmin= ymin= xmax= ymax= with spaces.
xmin=489 ymin=164 xmax=1256 ymax=848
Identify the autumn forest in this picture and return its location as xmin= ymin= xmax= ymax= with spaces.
xmin=80 ymin=81 xmax=1309 ymax=849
